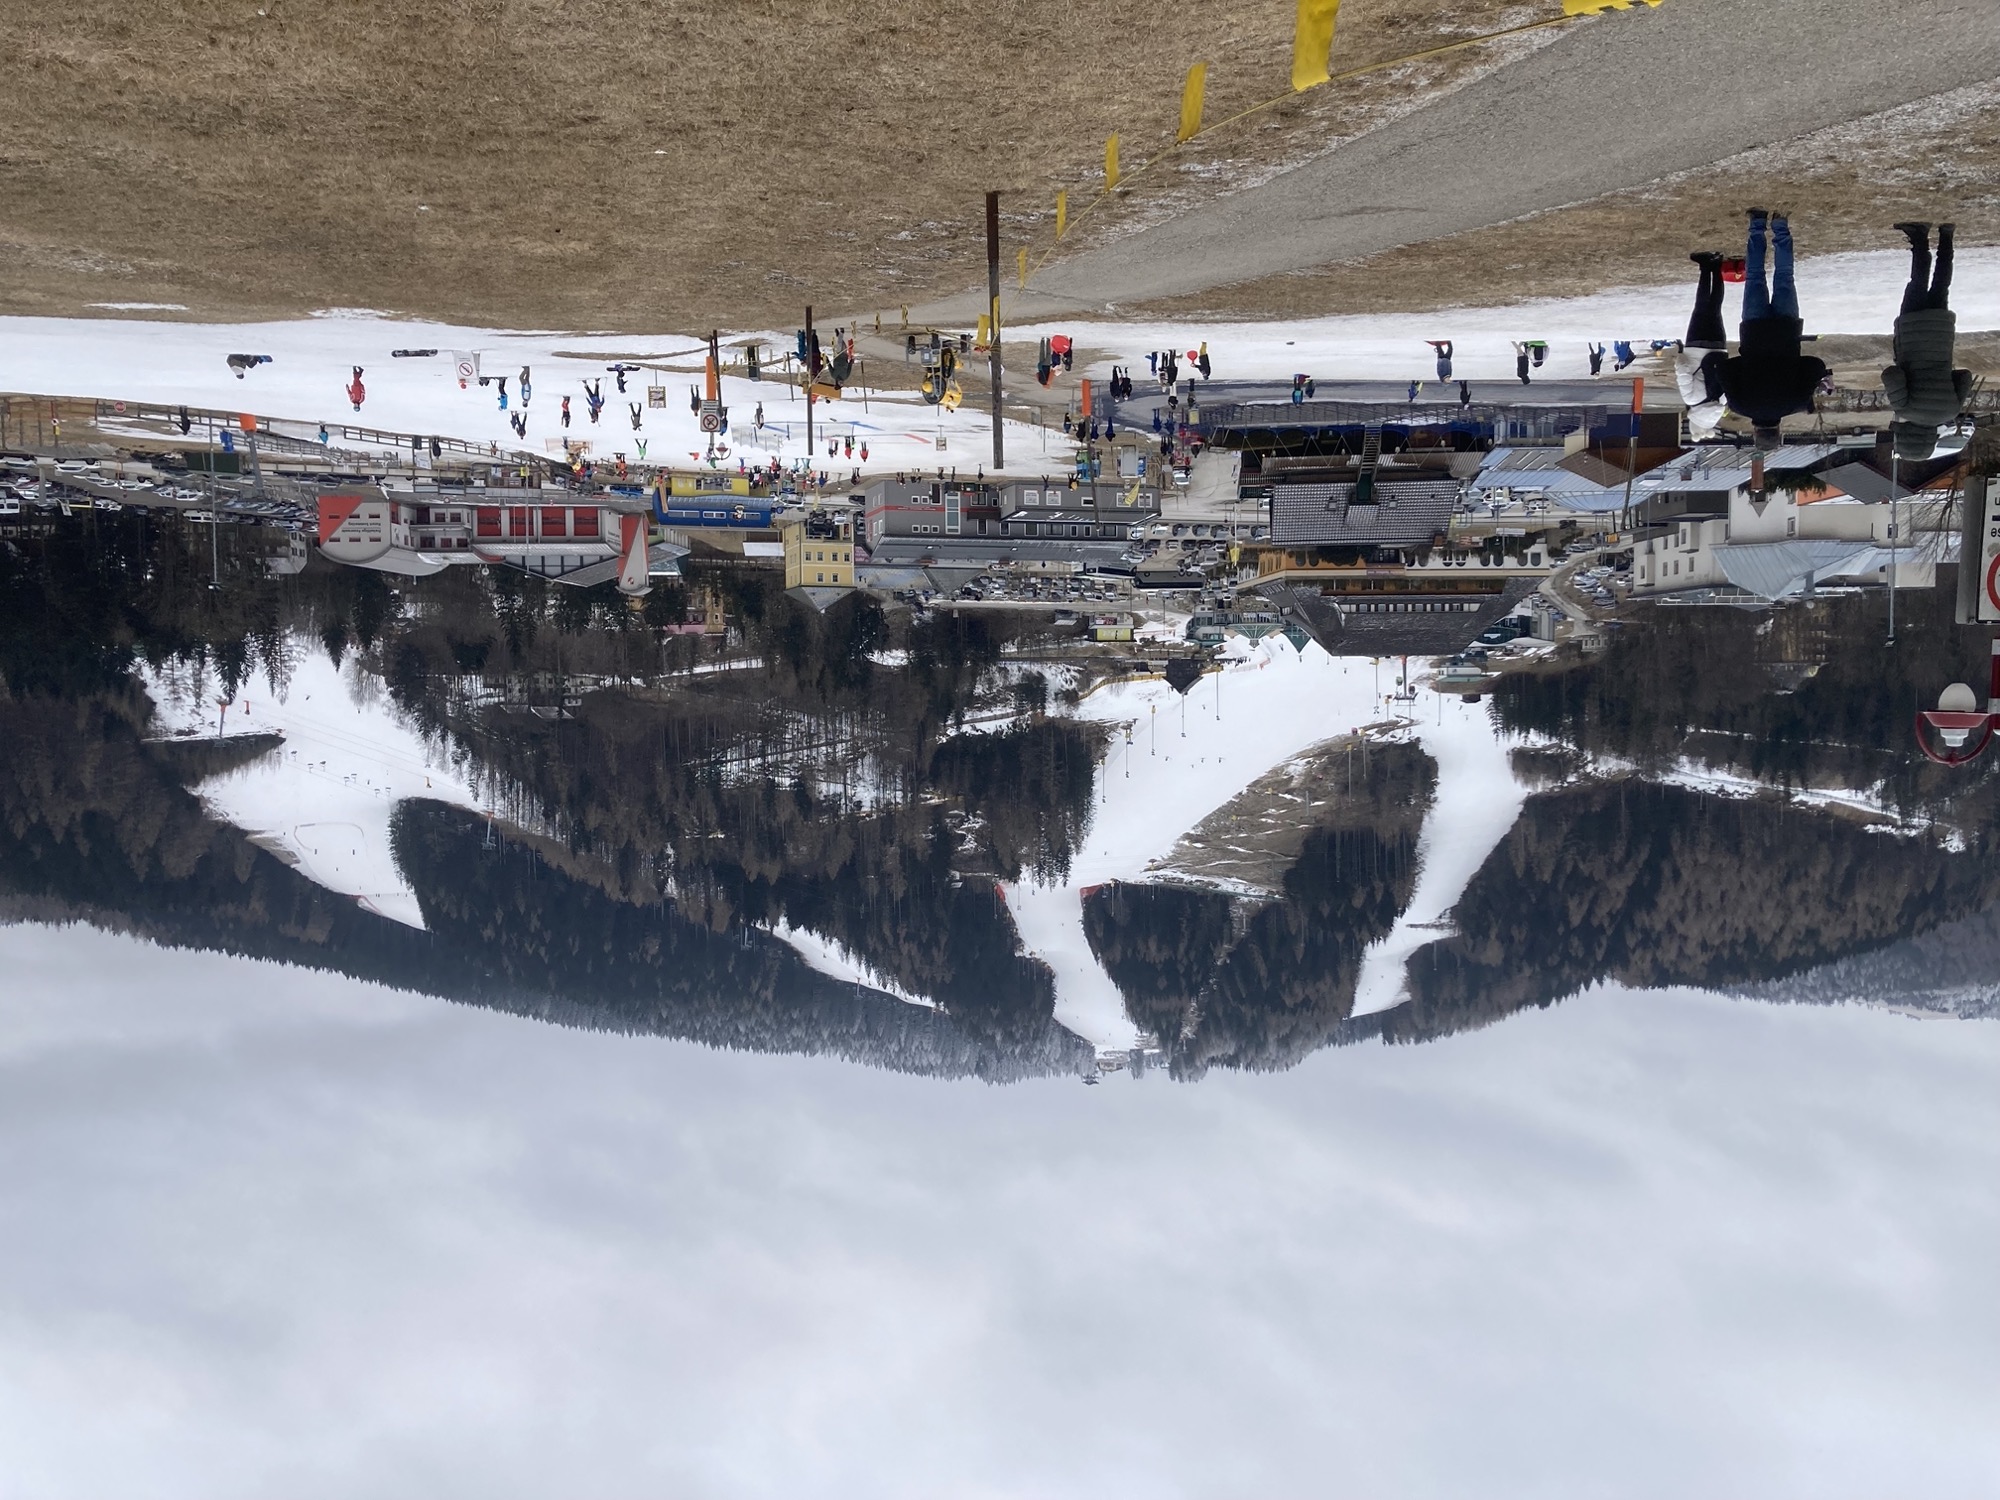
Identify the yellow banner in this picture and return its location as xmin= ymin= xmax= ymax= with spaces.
xmin=976 ymin=313 xmax=991 ymax=346
xmin=1177 ymin=63 xmax=1208 ymax=143
xmin=1105 ymin=133 xmax=1120 ymax=191
xmin=1055 ymin=190 xmax=1067 ymax=238
xmin=669 ymin=474 xmax=751 ymax=497
xmin=1564 ymin=0 xmax=1662 ymax=11
xmin=1017 ymin=247 xmax=1028 ymax=287
xmin=1292 ymin=0 xmax=1341 ymax=91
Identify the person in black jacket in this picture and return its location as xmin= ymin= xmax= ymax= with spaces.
xmin=1721 ymin=209 xmax=1828 ymax=449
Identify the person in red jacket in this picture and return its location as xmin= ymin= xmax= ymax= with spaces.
xmin=345 ymin=366 xmax=365 ymax=411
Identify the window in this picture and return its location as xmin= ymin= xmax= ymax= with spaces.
xmin=573 ymin=510 xmax=599 ymax=538
xmin=539 ymin=508 xmax=567 ymax=538
xmin=477 ymin=507 xmax=501 ymax=537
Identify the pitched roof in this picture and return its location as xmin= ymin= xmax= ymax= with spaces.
xmin=1269 ymin=479 xmax=1458 ymax=547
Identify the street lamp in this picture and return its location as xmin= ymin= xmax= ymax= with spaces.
xmin=1915 ymin=643 xmax=2000 ymax=766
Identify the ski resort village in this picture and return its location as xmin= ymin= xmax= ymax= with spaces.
xmin=6 ymin=0 xmax=2000 ymax=1494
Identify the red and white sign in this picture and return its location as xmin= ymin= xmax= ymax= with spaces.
xmin=1978 ymin=478 xmax=2000 ymax=624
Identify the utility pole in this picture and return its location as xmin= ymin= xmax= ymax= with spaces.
xmin=1887 ymin=448 xmax=1899 ymax=645
xmin=1619 ymin=376 xmax=1642 ymax=535
xmin=986 ymin=191 xmax=1004 ymax=473
xmin=803 ymin=305 xmax=816 ymax=472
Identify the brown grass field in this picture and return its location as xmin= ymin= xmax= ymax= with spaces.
xmin=0 ymin=0 xmax=1552 ymax=332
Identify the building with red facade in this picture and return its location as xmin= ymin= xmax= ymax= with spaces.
xmin=316 ymin=491 xmax=675 ymax=595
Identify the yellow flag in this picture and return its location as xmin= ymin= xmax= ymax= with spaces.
xmin=1177 ymin=63 xmax=1208 ymax=143
xmin=1292 ymin=0 xmax=1341 ymax=91
xmin=1017 ymin=247 xmax=1028 ymax=287
xmin=1105 ymin=133 xmax=1120 ymax=191
xmin=1564 ymin=0 xmax=1663 ymax=10
xmin=1055 ymin=191 xmax=1067 ymax=238
xmin=976 ymin=313 xmax=991 ymax=346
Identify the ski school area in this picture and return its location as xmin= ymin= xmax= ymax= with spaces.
xmin=7 ymin=240 xmax=1995 ymax=481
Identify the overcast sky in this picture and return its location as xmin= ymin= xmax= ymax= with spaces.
xmin=2 ymin=921 xmax=1996 ymax=1500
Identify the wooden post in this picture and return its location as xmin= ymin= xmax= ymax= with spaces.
xmin=987 ymin=191 xmax=1004 ymax=472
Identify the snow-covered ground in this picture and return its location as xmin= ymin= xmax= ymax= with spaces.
xmin=143 ymin=643 xmax=484 ymax=929
xmin=1349 ymin=690 xmax=1528 ymax=1019
xmin=764 ymin=922 xmax=936 ymax=1010
xmin=1024 ymin=246 xmax=2000 ymax=388
xmin=1007 ymin=635 xmax=1402 ymax=1052
xmin=0 ymin=311 xmax=1072 ymax=479
xmin=997 ymin=635 xmax=1542 ymax=1048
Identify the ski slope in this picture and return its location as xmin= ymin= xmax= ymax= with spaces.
xmin=1349 ymin=690 xmax=1528 ymax=1019
xmin=1008 ymin=636 xmax=1410 ymax=1052
xmin=143 ymin=643 xmax=485 ymax=930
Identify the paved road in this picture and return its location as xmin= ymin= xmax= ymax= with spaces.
xmin=918 ymin=0 xmax=2000 ymax=321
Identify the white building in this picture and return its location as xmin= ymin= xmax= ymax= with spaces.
xmin=1632 ymin=480 xmax=1949 ymax=602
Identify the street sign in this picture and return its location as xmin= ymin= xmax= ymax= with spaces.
xmin=647 ymin=385 xmax=667 ymax=409
xmin=699 ymin=400 xmax=722 ymax=433
xmin=1971 ymin=478 xmax=2000 ymax=624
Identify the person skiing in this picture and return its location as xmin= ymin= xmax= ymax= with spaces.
xmin=1407 ymin=380 xmax=1422 ymax=403
xmin=519 ymin=366 xmax=532 ymax=405
xmin=1147 ymin=351 xmax=1159 ymax=377
xmin=1588 ymin=343 xmax=1606 ymax=375
xmin=754 ymin=401 xmax=764 ymax=431
xmin=1526 ymin=339 xmax=1549 ymax=368
xmin=176 ymin=406 xmax=192 ymax=435
xmin=629 ymin=402 xmax=643 ymax=431
xmin=1882 ymin=222 xmax=1972 ymax=462
xmin=1675 ymin=251 xmax=1732 ymax=441
xmin=584 ymin=379 xmax=604 ymax=424
xmin=346 ymin=366 xmax=366 ymax=411
xmin=510 ymin=412 xmax=528 ymax=438
xmin=561 ymin=395 xmax=571 ymax=429
xmin=1037 ymin=338 xmax=1053 ymax=387
xmin=636 ymin=439 xmax=648 ymax=462
xmin=1721 ymin=209 xmax=1829 ymax=449
xmin=1612 ymin=340 xmax=1638 ymax=371
xmin=1458 ymin=380 xmax=1472 ymax=409
xmin=226 ymin=353 xmax=271 ymax=378
xmin=1197 ymin=342 xmax=1212 ymax=379
xmin=317 ymin=423 xmax=328 ymax=444
xmin=496 ymin=376 xmax=509 ymax=411
xmin=1512 ymin=343 xmax=1532 ymax=385
xmin=610 ymin=362 xmax=638 ymax=394
xmin=1427 ymin=340 xmax=1453 ymax=379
